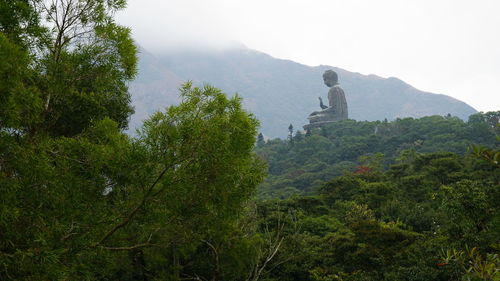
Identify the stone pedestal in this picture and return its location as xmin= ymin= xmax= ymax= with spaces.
xmin=303 ymin=120 xmax=337 ymax=130
xmin=303 ymin=110 xmax=344 ymax=130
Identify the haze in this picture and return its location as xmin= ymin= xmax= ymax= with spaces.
xmin=117 ymin=0 xmax=500 ymax=113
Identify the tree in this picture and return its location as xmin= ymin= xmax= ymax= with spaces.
xmin=126 ymin=82 xmax=266 ymax=279
xmin=0 ymin=33 xmax=42 ymax=130
xmin=0 ymin=0 xmax=138 ymax=137
xmin=257 ymin=132 xmax=266 ymax=147
xmin=40 ymin=0 xmax=138 ymax=136
xmin=0 ymin=81 xmax=266 ymax=279
xmin=0 ymin=0 xmax=45 ymax=48
xmin=1 ymin=1 xmax=267 ymax=279
xmin=1 ymin=4 xmax=140 ymax=275
xmin=470 ymin=123 xmax=500 ymax=167
xmin=294 ymin=130 xmax=304 ymax=142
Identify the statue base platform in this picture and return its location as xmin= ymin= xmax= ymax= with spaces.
xmin=303 ymin=121 xmax=337 ymax=131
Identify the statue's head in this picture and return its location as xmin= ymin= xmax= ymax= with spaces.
xmin=323 ymin=70 xmax=338 ymax=87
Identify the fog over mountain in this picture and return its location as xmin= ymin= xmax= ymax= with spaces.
xmin=129 ymin=45 xmax=477 ymax=138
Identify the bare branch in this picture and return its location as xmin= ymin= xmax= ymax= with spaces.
xmin=60 ymin=221 xmax=78 ymax=241
xmin=246 ymin=204 xmax=288 ymax=281
xmin=202 ymin=239 xmax=221 ymax=281
xmin=92 ymin=165 xmax=170 ymax=247
xmin=93 ymin=156 xmax=193 ymax=247
xmin=98 ymin=232 xmax=159 ymax=251
xmin=99 ymin=243 xmax=153 ymax=251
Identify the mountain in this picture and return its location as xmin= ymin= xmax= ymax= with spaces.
xmin=128 ymin=46 xmax=477 ymax=138
xmin=126 ymin=47 xmax=183 ymax=132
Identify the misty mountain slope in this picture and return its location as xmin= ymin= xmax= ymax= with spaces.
xmin=127 ymin=47 xmax=184 ymax=131
xmin=129 ymin=46 xmax=477 ymax=137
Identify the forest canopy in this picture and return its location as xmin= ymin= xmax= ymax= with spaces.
xmin=256 ymin=113 xmax=500 ymax=198
xmin=1 ymin=2 xmax=266 ymax=279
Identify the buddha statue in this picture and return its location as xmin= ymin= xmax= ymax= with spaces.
xmin=304 ymin=70 xmax=348 ymax=130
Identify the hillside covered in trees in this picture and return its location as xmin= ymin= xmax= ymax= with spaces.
xmin=256 ymin=112 xmax=500 ymax=198
xmin=252 ymin=113 xmax=500 ymax=280
xmin=254 ymin=146 xmax=499 ymax=280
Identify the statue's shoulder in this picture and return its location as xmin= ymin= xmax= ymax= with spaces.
xmin=329 ymin=84 xmax=344 ymax=93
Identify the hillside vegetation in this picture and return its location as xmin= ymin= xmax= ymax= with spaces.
xmin=254 ymin=147 xmax=499 ymax=280
xmin=256 ymin=112 xmax=499 ymax=198
xmin=248 ymin=112 xmax=500 ymax=280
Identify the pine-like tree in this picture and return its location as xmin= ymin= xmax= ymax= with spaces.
xmin=257 ymin=132 xmax=266 ymax=146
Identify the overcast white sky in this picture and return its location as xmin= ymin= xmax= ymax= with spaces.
xmin=117 ymin=0 xmax=500 ymax=112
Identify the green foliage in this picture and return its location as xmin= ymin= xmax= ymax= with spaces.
xmin=136 ymin=82 xmax=265 ymax=243
xmin=2 ymin=2 xmax=271 ymax=279
xmin=0 ymin=0 xmax=46 ymax=48
xmin=0 ymin=33 xmax=43 ymax=129
xmin=0 ymin=0 xmax=138 ymax=137
xmin=1 ymin=118 xmax=136 ymax=279
xmin=470 ymin=123 xmax=500 ymax=167
xmin=256 ymin=114 xmax=499 ymax=198
xmin=440 ymin=247 xmax=500 ymax=281
xmin=439 ymin=180 xmax=499 ymax=247
xmin=250 ymin=145 xmax=499 ymax=280
xmin=1 ymin=5 xmax=267 ymax=275
xmin=1 ymin=81 xmax=266 ymax=280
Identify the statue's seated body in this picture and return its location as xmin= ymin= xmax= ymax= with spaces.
xmin=304 ymin=70 xmax=348 ymax=130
